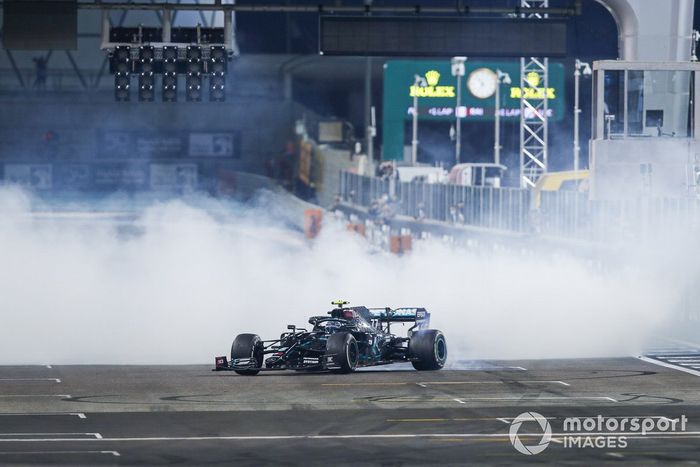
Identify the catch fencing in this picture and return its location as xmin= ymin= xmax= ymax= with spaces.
xmin=339 ymin=171 xmax=700 ymax=242
xmin=339 ymin=171 xmax=530 ymax=233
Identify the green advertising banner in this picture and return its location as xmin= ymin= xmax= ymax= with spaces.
xmin=382 ymin=60 xmax=565 ymax=161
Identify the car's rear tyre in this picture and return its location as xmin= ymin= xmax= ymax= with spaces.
xmin=326 ymin=332 xmax=358 ymax=374
xmin=409 ymin=329 xmax=447 ymax=371
xmin=231 ymin=333 xmax=264 ymax=376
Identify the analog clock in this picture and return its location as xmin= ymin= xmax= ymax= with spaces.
xmin=467 ymin=68 xmax=498 ymax=99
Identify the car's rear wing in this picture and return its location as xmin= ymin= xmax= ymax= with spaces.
xmin=366 ymin=307 xmax=431 ymax=329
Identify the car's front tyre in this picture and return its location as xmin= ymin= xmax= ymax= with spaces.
xmin=326 ymin=332 xmax=359 ymax=374
xmin=231 ymin=333 xmax=264 ymax=376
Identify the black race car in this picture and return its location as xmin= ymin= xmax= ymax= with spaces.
xmin=214 ymin=300 xmax=447 ymax=375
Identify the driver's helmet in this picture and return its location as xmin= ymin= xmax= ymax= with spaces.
xmin=330 ymin=308 xmax=343 ymax=319
xmin=342 ymin=309 xmax=356 ymax=320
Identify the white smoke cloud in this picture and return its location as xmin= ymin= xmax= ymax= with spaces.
xmin=0 ymin=185 xmax=688 ymax=364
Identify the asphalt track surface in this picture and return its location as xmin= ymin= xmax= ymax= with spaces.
xmin=0 ymin=358 xmax=699 ymax=466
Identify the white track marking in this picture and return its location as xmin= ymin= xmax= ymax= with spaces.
xmin=0 ymin=379 xmax=61 ymax=383
xmin=373 ymin=396 xmax=616 ymax=402
xmin=417 ymin=380 xmax=570 ymax=387
xmin=321 ymin=382 xmax=409 ymax=386
xmin=508 ymin=366 xmax=527 ymax=371
xmin=497 ymin=416 xmax=556 ymax=423
xmin=0 ymin=395 xmax=70 ymax=398
xmin=389 ymin=416 xmax=553 ymax=423
xmin=452 ymin=398 xmax=466 ymax=404
xmin=0 ymin=413 xmax=85 ymax=419
xmin=389 ymin=415 xmax=682 ymax=429
xmin=2 ymin=432 xmax=700 ymax=443
xmin=329 ymin=380 xmax=569 ymax=388
xmin=638 ymin=356 xmax=700 ymax=377
xmin=0 ymin=433 xmax=101 ymax=439
xmin=0 ymin=450 xmax=119 ymax=457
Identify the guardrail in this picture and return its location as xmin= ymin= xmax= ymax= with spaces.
xmin=339 ymin=171 xmax=700 ymax=242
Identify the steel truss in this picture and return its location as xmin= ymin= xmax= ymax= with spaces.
xmin=519 ymin=0 xmax=549 ymax=188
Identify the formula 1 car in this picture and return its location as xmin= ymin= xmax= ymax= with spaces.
xmin=214 ymin=300 xmax=447 ymax=375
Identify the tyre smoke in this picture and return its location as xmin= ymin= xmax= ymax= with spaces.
xmin=0 ymin=185 xmax=689 ymax=364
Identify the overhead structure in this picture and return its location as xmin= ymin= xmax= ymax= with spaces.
xmin=75 ymin=1 xmax=578 ymax=15
xmin=595 ymin=0 xmax=694 ymax=62
xmin=519 ymin=0 xmax=550 ymax=188
xmin=98 ymin=2 xmax=237 ymax=102
xmin=588 ymin=0 xmax=698 ymax=200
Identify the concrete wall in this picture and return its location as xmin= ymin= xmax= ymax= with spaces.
xmin=590 ymin=138 xmax=696 ymax=199
xmin=0 ymin=92 xmax=295 ymax=193
xmin=315 ymin=145 xmax=355 ymax=208
xmin=0 ymin=95 xmax=289 ymax=168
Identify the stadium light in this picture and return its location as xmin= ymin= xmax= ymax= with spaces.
xmin=410 ymin=74 xmax=427 ymax=165
xmin=494 ymin=69 xmax=511 ymax=167
xmin=450 ymin=56 xmax=467 ymax=165
xmin=574 ymin=58 xmax=592 ymax=171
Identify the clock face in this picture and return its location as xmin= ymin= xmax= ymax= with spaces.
xmin=467 ymin=68 xmax=498 ymax=99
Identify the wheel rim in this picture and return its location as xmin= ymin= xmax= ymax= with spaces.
xmin=252 ymin=341 xmax=263 ymax=367
xmin=435 ymin=336 xmax=447 ymax=363
xmin=347 ymin=341 xmax=358 ymax=367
